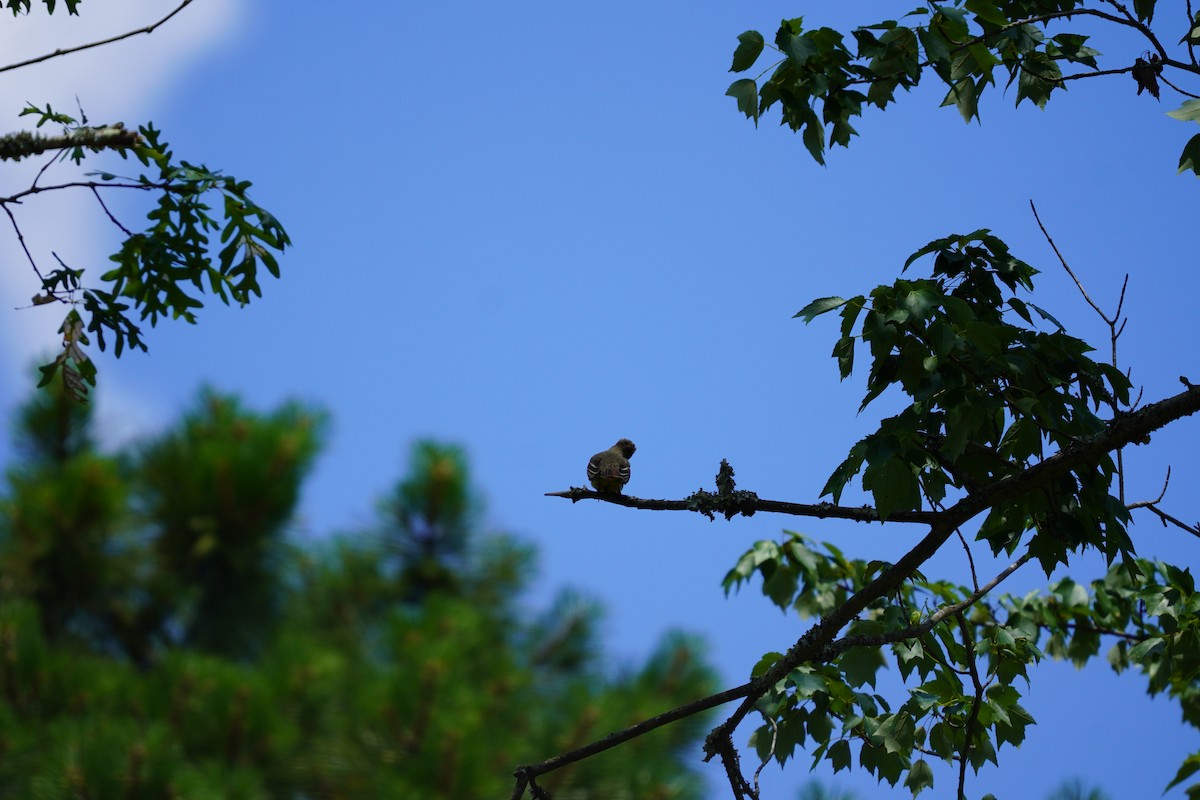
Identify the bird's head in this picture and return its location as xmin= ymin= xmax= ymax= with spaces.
xmin=613 ymin=438 xmax=636 ymax=458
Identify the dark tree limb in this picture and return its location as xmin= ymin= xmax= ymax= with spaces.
xmin=510 ymin=681 xmax=753 ymax=799
xmin=1126 ymin=465 xmax=1200 ymax=539
xmin=544 ymin=488 xmax=941 ymax=525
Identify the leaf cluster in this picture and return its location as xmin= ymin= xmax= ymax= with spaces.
xmin=8 ymin=106 xmax=290 ymax=401
xmin=725 ymin=530 xmax=1198 ymax=797
xmin=726 ymin=2 xmax=1200 ymax=173
xmin=800 ymin=231 xmax=1132 ymax=574
xmin=2 ymin=0 xmax=78 ymax=15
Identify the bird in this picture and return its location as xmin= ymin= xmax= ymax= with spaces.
xmin=587 ymin=438 xmax=636 ymax=494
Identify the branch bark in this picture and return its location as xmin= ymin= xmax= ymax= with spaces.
xmin=0 ymin=126 xmax=141 ymax=163
xmin=544 ymin=489 xmax=941 ymax=524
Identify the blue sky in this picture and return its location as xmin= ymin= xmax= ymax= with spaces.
xmin=1 ymin=3 xmax=1198 ymax=798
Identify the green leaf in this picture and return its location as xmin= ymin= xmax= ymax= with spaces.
xmin=1182 ymin=13 xmax=1200 ymax=44
xmin=1128 ymin=636 xmax=1163 ymax=662
xmin=777 ymin=30 xmax=817 ymax=67
xmin=799 ymin=104 xmax=827 ymax=165
xmin=869 ymin=458 xmax=920 ymax=520
xmin=731 ymin=30 xmax=765 ymax=72
xmin=1016 ymin=51 xmax=1062 ymax=109
xmin=763 ymin=561 xmax=799 ymax=609
xmin=1049 ymin=33 xmax=1099 ymax=69
xmin=942 ymin=77 xmax=979 ymax=123
xmin=1166 ymin=751 xmax=1200 ymax=791
xmin=751 ymin=651 xmax=784 ymax=678
xmin=868 ymin=712 xmax=914 ymax=755
xmin=788 ymin=669 xmax=828 ymax=697
xmin=822 ymin=440 xmax=867 ymax=503
xmin=833 ymin=335 xmax=855 ymax=379
xmin=726 ymin=78 xmax=759 ymax=121
xmin=1168 ymin=99 xmax=1200 ymax=123
xmin=840 ymin=645 xmax=886 ymax=688
xmin=1028 ymin=302 xmax=1064 ymax=330
xmin=904 ymin=758 xmax=935 ymax=796
xmin=918 ymin=25 xmax=951 ymax=66
xmin=829 ymin=739 xmax=852 ymax=772
xmin=795 ymin=296 xmax=848 ymax=322
xmin=965 ymin=0 xmax=1009 ymax=26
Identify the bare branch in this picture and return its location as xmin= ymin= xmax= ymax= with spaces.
xmin=1129 ymin=466 xmax=1172 ymax=506
xmin=90 ymin=185 xmax=135 ymax=238
xmin=751 ymin=714 xmax=778 ymax=800
xmin=545 ymin=488 xmax=941 ymax=524
xmin=510 ymin=682 xmax=753 ymax=799
xmin=1030 ymin=201 xmax=1114 ymax=326
xmin=1061 ymin=65 xmax=1136 ymax=81
xmin=1031 ymin=200 xmax=1132 ymax=500
xmin=0 ymin=0 xmax=195 ymax=76
xmin=957 ymin=613 xmax=984 ymax=800
xmin=1 ymin=179 xmax=166 ymax=205
xmin=3 ymin=204 xmax=43 ymax=285
xmin=1130 ymin=502 xmax=1200 ymax=539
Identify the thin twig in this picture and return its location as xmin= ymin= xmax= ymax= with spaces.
xmin=1061 ymin=65 xmax=1136 ymax=81
xmin=1131 ymin=466 xmax=1172 ymax=506
xmin=1188 ymin=0 xmax=1198 ymax=67
xmin=91 ymin=186 xmax=135 ymax=237
xmin=1030 ymin=201 xmax=1112 ymax=325
xmin=0 ymin=0 xmax=195 ymax=76
xmin=1030 ymin=200 xmax=1131 ymax=501
xmin=1129 ymin=503 xmax=1200 ymax=540
xmin=956 ymin=614 xmax=984 ymax=800
xmin=751 ymin=714 xmax=778 ymax=800
xmin=2 ymin=179 xmax=165 ymax=204
xmin=2 ymin=204 xmax=43 ymax=283
xmin=1160 ymin=72 xmax=1200 ymax=98
xmin=31 ymin=151 xmax=60 ymax=189
xmin=955 ymin=529 xmax=980 ymax=593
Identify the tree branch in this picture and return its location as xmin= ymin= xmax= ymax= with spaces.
xmin=510 ymin=681 xmax=753 ymax=798
xmin=0 ymin=126 xmax=141 ymax=163
xmin=0 ymin=0 xmax=195 ymax=76
xmin=544 ymin=488 xmax=941 ymax=524
xmin=829 ymin=553 xmax=1034 ymax=653
xmin=529 ymin=383 xmax=1200 ymax=799
xmin=1 ymin=179 xmax=166 ymax=205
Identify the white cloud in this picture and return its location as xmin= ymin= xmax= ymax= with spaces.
xmin=0 ymin=0 xmax=239 ymax=441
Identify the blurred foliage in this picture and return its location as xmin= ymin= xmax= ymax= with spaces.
xmin=1046 ymin=777 xmax=1112 ymax=800
xmin=0 ymin=380 xmax=718 ymax=798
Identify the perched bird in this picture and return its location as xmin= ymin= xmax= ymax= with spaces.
xmin=587 ymin=438 xmax=636 ymax=494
